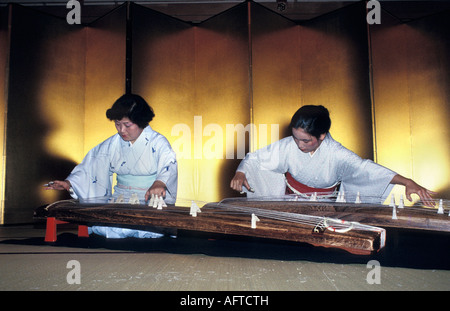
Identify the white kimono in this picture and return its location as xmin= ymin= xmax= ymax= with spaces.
xmin=66 ymin=125 xmax=178 ymax=238
xmin=237 ymin=133 xmax=396 ymax=203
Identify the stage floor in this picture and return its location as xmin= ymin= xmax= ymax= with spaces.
xmin=0 ymin=224 xmax=449 ymax=291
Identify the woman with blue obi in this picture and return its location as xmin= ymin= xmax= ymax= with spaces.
xmin=45 ymin=94 xmax=178 ymax=238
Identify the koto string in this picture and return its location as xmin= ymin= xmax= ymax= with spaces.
xmin=219 ymin=193 xmax=450 ymax=211
xmin=49 ymin=196 xmax=354 ymax=231
xmin=212 ymin=200 xmax=381 ymax=233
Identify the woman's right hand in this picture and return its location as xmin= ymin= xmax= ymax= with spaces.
xmin=44 ymin=180 xmax=71 ymax=191
xmin=230 ymin=171 xmax=252 ymax=193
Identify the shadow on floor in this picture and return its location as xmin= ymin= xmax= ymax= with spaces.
xmin=1 ymin=226 xmax=449 ymax=270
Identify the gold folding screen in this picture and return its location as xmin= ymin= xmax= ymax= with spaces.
xmin=1 ymin=2 xmax=449 ymax=224
xmin=132 ymin=3 xmax=250 ymax=203
xmin=132 ymin=1 xmax=376 ymax=203
xmin=370 ymin=9 xmax=450 ymax=199
xmin=84 ymin=5 xmax=128 ymax=152
xmin=251 ymin=3 xmax=374 ymax=159
xmin=0 ymin=7 xmax=8 ymax=224
xmin=2 ymin=4 xmax=85 ymax=223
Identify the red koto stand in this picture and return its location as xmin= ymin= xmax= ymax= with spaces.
xmin=44 ymin=217 xmax=89 ymax=242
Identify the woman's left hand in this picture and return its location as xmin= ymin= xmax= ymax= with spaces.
xmin=391 ymin=174 xmax=436 ymax=207
xmin=145 ymin=180 xmax=167 ymax=201
xmin=404 ymin=179 xmax=436 ymax=207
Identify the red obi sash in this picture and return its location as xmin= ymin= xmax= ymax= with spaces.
xmin=285 ymin=172 xmax=338 ymax=196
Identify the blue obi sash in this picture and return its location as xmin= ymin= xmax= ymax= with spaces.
xmin=116 ymin=174 xmax=157 ymax=190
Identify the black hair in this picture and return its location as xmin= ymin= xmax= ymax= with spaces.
xmin=106 ymin=94 xmax=155 ymax=128
xmin=289 ymin=105 xmax=331 ymax=139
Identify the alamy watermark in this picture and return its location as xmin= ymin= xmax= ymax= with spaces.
xmin=367 ymin=0 xmax=381 ymax=25
xmin=366 ymin=259 xmax=381 ymax=284
xmin=66 ymin=259 xmax=81 ymax=284
xmin=65 ymin=259 xmax=381 ymax=286
xmin=66 ymin=0 xmax=81 ymax=25
xmin=170 ymin=116 xmax=279 ymax=160
xmin=65 ymin=0 xmax=381 ymax=26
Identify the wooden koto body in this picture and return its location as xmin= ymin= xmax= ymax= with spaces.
xmin=34 ymin=199 xmax=395 ymax=255
xmin=221 ymin=199 xmax=450 ymax=233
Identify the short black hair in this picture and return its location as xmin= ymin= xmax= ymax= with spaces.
xmin=106 ymin=94 xmax=155 ymax=128
xmin=290 ymin=105 xmax=331 ymax=139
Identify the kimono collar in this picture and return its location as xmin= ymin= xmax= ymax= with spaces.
xmin=121 ymin=125 xmax=154 ymax=147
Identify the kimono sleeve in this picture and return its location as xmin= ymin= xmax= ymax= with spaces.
xmin=237 ymin=138 xmax=289 ymax=173
xmin=337 ymin=147 xmax=397 ymax=203
xmin=236 ymin=139 xmax=289 ymax=197
xmin=66 ymin=139 xmax=115 ymax=200
xmin=153 ymin=136 xmax=178 ymax=204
